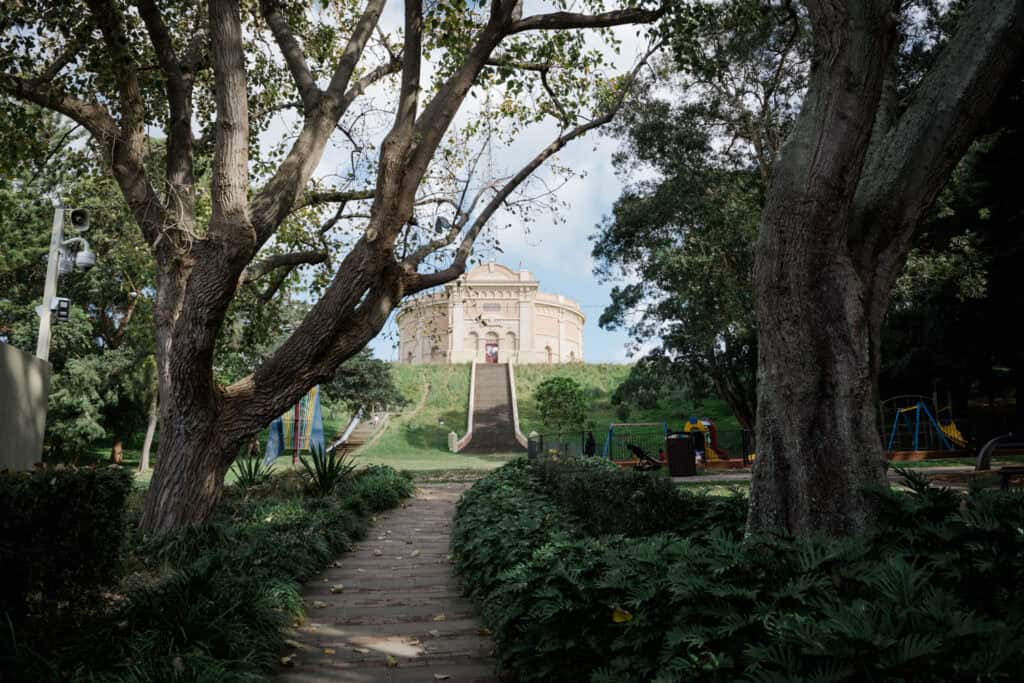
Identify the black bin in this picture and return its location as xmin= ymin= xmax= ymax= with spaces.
xmin=665 ymin=434 xmax=696 ymax=477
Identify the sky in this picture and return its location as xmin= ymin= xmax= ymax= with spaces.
xmin=338 ymin=3 xmax=655 ymax=364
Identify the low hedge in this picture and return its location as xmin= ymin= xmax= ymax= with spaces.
xmin=2 ymin=464 xmax=415 ymax=681
xmin=0 ymin=466 xmax=133 ymax=624
xmin=452 ymin=458 xmax=1024 ymax=682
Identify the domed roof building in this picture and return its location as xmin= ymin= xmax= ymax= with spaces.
xmin=396 ymin=263 xmax=584 ymax=364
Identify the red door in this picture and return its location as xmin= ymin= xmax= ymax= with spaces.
xmin=485 ymin=343 xmax=498 ymax=363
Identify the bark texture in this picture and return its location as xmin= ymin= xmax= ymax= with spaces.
xmin=748 ymin=0 xmax=1024 ymax=537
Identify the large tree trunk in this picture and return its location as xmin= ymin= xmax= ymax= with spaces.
xmin=747 ymin=0 xmax=1024 ymax=537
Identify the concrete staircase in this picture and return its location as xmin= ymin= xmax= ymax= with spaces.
xmin=462 ymin=363 xmax=523 ymax=453
xmin=331 ymin=413 xmax=386 ymax=456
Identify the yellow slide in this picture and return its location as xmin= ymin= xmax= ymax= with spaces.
xmin=940 ymin=421 xmax=967 ymax=448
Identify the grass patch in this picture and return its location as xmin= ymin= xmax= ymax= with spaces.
xmin=512 ymin=363 xmax=738 ymax=435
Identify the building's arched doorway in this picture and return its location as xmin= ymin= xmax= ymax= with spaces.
xmin=485 ymin=332 xmax=500 ymax=364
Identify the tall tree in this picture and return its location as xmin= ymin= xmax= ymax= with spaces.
xmin=592 ymin=0 xmax=807 ymax=430
xmin=1 ymin=0 xmax=665 ymax=531
xmin=748 ymin=0 xmax=1024 ymax=537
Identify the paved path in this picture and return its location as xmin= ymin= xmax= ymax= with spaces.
xmin=276 ymin=483 xmax=497 ymax=683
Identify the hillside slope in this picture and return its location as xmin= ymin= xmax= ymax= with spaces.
xmin=354 ymin=363 xmax=739 ymax=466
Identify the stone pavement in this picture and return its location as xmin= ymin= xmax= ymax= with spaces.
xmin=276 ymin=483 xmax=498 ymax=683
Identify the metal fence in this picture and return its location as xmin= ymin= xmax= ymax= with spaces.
xmin=527 ymin=427 xmax=756 ymax=465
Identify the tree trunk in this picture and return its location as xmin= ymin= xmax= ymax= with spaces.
xmin=138 ymin=407 xmax=235 ymax=531
xmin=139 ymin=394 xmax=158 ymax=473
xmin=747 ymin=0 xmax=1024 ymax=537
xmin=110 ymin=438 xmax=123 ymax=465
xmin=747 ymin=2 xmax=897 ymax=537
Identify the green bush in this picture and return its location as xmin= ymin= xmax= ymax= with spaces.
xmin=533 ymin=456 xmax=748 ymax=537
xmin=345 ymin=465 xmax=415 ymax=513
xmin=0 ymin=466 xmax=133 ymax=622
xmin=452 ymin=460 xmax=1024 ymax=682
xmin=2 ymin=464 xmax=414 ymax=681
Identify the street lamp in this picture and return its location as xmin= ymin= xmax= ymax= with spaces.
xmin=36 ymin=204 xmax=96 ymax=362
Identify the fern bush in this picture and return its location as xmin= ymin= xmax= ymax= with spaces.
xmin=452 ymin=459 xmax=1024 ymax=682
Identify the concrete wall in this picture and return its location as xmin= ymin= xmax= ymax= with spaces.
xmin=0 ymin=342 xmax=50 ymax=471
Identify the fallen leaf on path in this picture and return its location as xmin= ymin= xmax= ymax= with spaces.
xmin=283 ymin=639 xmax=305 ymax=649
xmin=428 ymin=629 xmax=440 ymax=637
xmin=386 ymin=655 xmax=398 ymax=668
xmin=323 ymin=648 xmax=335 ymax=655
xmin=410 ymin=549 xmax=421 ymax=558
xmin=353 ymin=647 xmax=370 ymax=654
xmin=330 ymin=584 xmax=345 ymax=594
xmin=432 ymin=613 xmax=446 ymax=622
xmin=434 ymin=674 xmax=450 ymax=680
xmin=280 ymin=654 xmax=296 ymax=667
xmin=478 ymin=627 xmax=491 ymax=635
xmin=373 ymin=549 xmax=383 ymax=556
xmin=311 ymin=600 xmax=328 ymax=609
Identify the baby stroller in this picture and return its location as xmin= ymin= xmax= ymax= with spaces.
xmin=626 ymin=443 xmax=662 ymax=471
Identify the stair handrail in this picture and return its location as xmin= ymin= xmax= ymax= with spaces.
xmin=327 ymin=410 xmax=361 ymax=453
xmin=453 ymin=360 xmax=476 ymax=452
xmin=507 ymin=361 xmax=528 ymax=449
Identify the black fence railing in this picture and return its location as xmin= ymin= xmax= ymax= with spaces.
xmin=527 ymin=428 xmax=756 ymax=465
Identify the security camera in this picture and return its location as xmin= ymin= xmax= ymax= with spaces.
xmin=75 ymin=249 xmax=97 ymax=271
xmin=68 ymin=208 xmax=90 ymax=232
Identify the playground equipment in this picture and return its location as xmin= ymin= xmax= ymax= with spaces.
xmin=682 ymin=417 xmax=730 ymax=462
xmin=602 ymin=422 xmax=669 ymax=461
xmin=880 ymin=395 xmax=966 ymax=455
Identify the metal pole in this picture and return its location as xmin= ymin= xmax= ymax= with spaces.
xmin=36 ymin=205 xmax=64 ymax=361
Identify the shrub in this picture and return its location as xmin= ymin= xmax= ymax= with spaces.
xmin=346 ymin=465 xmax=415 ymax=513
xmin=0 ymin=466 xmax=133 ymax=622
xmin=2 ymin=464 xmax=414 ymax=681
xmin=453 ymin=461 xmax=1024 ymax=682
xmin=533 ymin=456 xmax=748 ymax=537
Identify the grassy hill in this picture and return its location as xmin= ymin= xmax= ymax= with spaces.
xmin=513 ymin=363 xmax=739 ymax=435
xmin=351 ymin=362 xmax=739 ymax=469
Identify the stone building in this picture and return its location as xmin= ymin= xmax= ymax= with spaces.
xmin=396 ymin=263 xmax=585 ymax=364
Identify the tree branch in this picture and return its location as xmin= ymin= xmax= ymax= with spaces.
xmin=853 ymin=0 xmax=1024 ymax=292
xmin=259 ymin=0 xmax=319 ymax=112
xmin=248 ymin=0 xmax=388 ymax=244
xmin=403 ymin=42 xmax=659 ymax=291
xmin=508 ymin=7 xmax=664 ymax=34
xmin=296 ymin=188 xmax=376 ymax=210
xmin=136 ymin=0 xmax=196 ymax=224
xmin=242 ymin=249 xmax=328 ymax=282
xmin=208 ymin=0 xmax=251 ymax=235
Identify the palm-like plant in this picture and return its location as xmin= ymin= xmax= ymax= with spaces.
xmin=230 ymin=455 xmax=275 ymax=490
xmin=299 ymin=445 xmax=357 ymax=496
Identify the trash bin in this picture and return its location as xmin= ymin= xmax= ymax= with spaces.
xmin=665 ymin=434 xmax=696 ymax=477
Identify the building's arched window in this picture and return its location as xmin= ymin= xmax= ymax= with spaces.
xmin=407 ymin=351 xmax=414 ymax=363
xmin=430 ymin=345 xmax=441 ymax=361
xmin=545 ymin=345 xmax=553 ymax=364
xmin=570 ymin=350 xmax=576 ymax=362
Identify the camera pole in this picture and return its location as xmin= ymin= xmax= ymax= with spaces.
xmin=36 ymin=203 xmax=64 ymax=362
